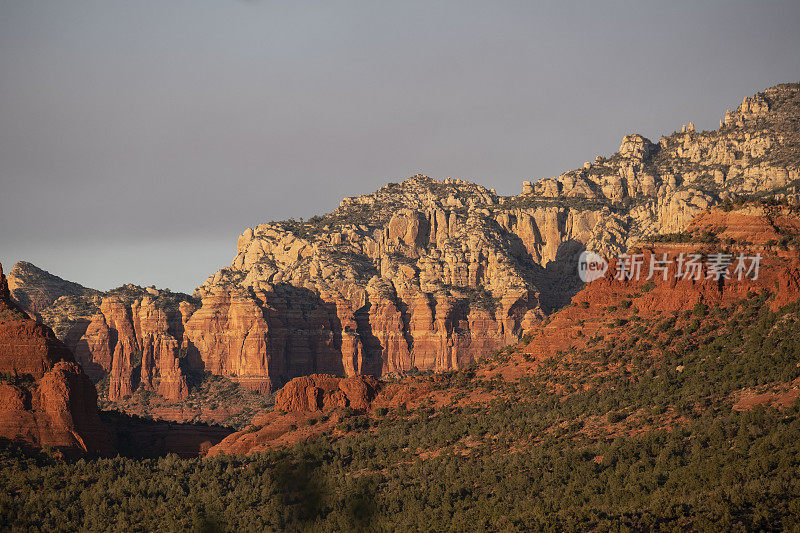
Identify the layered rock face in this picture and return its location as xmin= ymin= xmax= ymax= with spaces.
xmin=180 ymin=285 xmax=376 ymax=393
xmin=82 ymin=290 xmax=193 ymax=402
xmin=0 ymin=264 xmax=112 ymax=455
xmin=14 ymin=82 xmax=800 ymax=401
xmin=17 ymin=283 xmax=196 ymax=402
xmin=194 ymin=178 xmax=547 ymax=391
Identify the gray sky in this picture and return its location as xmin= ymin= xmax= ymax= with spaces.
xmin=1 ymin=1 xmax=799 ymax=293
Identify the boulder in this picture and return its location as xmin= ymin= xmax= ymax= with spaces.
xmin=275 ymin=374 xmax=378 ymax=412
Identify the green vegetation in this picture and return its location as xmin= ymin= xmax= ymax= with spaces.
xmin=500 ymin=194 xmax=616 ymax=213
xmin=2 ymin=404 xmax=800 ymax=530
xmin=3 ymin=293 xmax=800 ymax=530
xmin=644 ymin=231 xmax=692 ymax=243
xmin=645 ymin=230 xmax=718 ymax=244
xmin=98 ymin=372 xmax=272 ymax=429
xmin=0 ymin=372 xmax=34 ymax=388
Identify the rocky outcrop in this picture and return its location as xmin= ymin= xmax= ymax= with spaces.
xmin=685 ymin=204 xmax=800 ymax=245
xmin=102 ymin=292 xmax=192 ymax=402
xmin=34 ymin=362 xmax=113 ymax=454
xmin=0 ymin=265 xmax=72 ymax=379
xmin=6 ymin=261 xmax=99 ymax=315
xmin=181 ymin=289 xmax=274 ymax=392
xmin=25 ymin=283 xmax=195 ymax=402
xmin=103 ymin=297 xmax=140 ymax=401
xmin=70 ymin=312 xmax=114 ymax=381
xmin=205 ymin=410 xmax=339 ymax=457
xmin=528 ymin=83 xmax=800 ymax=238
xmin=0 ymin=264 xmax=112 ymax=455
xmin=0 ymin=362 xmax=112 ymax=455
xmin=275 ymin=374 xmax=378 ymax=412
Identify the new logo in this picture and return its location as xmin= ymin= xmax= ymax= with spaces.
xmin=578 ymin=251 xmax=608 ymax=282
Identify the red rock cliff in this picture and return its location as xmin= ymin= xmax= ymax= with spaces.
xmin=0 ymin=264 xmax=112 ymax=455
xmin=54 ymin=288 xmax=192 ymax=402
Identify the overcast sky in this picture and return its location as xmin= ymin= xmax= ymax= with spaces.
xmin=1 ymin=1 xmax=799 ymax=293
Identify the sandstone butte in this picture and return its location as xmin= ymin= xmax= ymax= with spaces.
xmin=8 ymin=82 xmax=800 ymax=404
xmin=0 ymin=263 xmax=112 ymax=456
xmin=208 ymin=204 xmax=800 ymax=456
